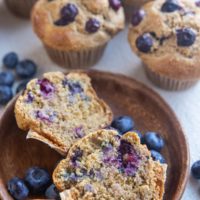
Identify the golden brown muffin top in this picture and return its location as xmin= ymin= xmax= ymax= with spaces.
xmin=32 ymin=0 xmax=125 ymax=51
xmin=129 ymin=0 xmax=200 ymax=80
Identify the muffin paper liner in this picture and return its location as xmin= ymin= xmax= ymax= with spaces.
xmin=5 ymin=0 xmax=37 ymax=18
xmin=44 ymin=44 xmax=107 ymax=69
xmin=144 ymin=65 xmax=198 ymax=91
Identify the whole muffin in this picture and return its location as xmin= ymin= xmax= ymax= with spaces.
xmin=5 ymin=0 xmax=37 ymax=18
xmin=31 ymin=0 xmax=125 ymax=68
xmin=129 ymin=0 xmax=200 ymax=90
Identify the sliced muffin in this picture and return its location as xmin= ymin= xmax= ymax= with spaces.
xmin=15 ymin=72 xmax=113 ymax=155
xmin=53 ymin=129 xmax=167 ymax=200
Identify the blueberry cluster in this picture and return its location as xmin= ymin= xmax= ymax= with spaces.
xmin=111 ymin=116 xmax=166 ymax=163
xmin=54 ymin=0 xmax=122 ymax=33
xmin=131 ymin=0 xmax=198 ymax=53
xmin=0 ymin=52 xmax=37 ymax=105
xmin=7 ymin=166 xmax=60 ymax=200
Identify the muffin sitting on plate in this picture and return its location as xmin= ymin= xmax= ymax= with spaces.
xmin=31 ymin=0 xmax=125 ymax=68
xmin=128 ymin=0 xmax=200 ymax=90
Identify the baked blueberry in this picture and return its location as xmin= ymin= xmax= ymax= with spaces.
xmin=3 ymin=52 xmax=19 ymax=69
xmin=150 ymin=150 xmax=166 ymax=164
xmin=45 ymin=184 xmax=60 ymax=200
xmin=38 ymin=78 xmax=55 ymax=96
xmin=131 ymin=9 xmax=145 ymax=26
xmin=109 ymin=0 xmax=122 ymax=11
xmin=0 ymin=72 xmax=15 ymax=86
xmin=136 ymin=33 xmax=153 ymax=53
xmin=0 ymin=86 xmax=13 ymax=105
xmin=191 ymin=160 xmax=200 ymax=179
xmin=161 ymin=0 xmax=181 ymax=13
xmin=7 ymin=177 xmax=29 ymax=200
xmin=111 ymin=116 xmax=134 ymax=135
xmin=55 ymin=3 xmax=78 ymax=26
xmin=141 ymin=132 xmax=165 ymax=151
xmin=16 ymin=80 xmax=29 ymax=93
xmin=176 ymin=28 xmax=196 ymax=47
xmin=16 ymin=60 xmax=37 ymax=79
xmin=85 ymin=18 xmax=100 ymax=33
xmin=25 ymin=167 xmax=51 ymax=194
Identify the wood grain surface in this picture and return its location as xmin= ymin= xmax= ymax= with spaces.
xmin=0 ymin=70 xmax=189 ymax=200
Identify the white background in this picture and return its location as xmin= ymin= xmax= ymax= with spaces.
xmin=0 ymin=1 xmax=200 ymax=199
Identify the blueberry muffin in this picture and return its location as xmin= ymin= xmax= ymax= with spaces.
xmin=5 ymin=0 xmax=37 ymax=18
xmin=53 ymin=129 xmax=167 ymax=200
xmin=128 ymin=0 xmax=200 ymax=90
xmin=31 ymin=0 xmax=125 ymax=68
xmin=15 ymin=72 xmax=113 ymax=155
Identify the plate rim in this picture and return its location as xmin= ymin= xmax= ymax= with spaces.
xmin=0 ymin=69 xmax=190 ymax=200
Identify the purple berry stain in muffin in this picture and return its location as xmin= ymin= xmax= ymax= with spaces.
xmin=35 ymin=110 xmax=56 ymax=123
xmin=25 ymin=92 xmax=34 ymax=103
xmin=38 ymin=79 xmax=55 ymax=97
xmin=63 ymin=79 xmax=83 ymax=95
xmin=118 ymin=140 xmax=140 ymax=176
xmin=74 ymin=126 xmax=85 ymax=138
xmin=71 ymin=148 xmax=83 ymax=166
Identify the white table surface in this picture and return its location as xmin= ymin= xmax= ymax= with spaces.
xmin=0 ymin=1 xmax=200 ymax=199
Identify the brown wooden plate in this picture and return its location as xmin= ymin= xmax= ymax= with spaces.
xmin=0 ymin=70 xmax=189 ymax=200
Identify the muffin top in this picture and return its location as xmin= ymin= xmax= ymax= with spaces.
xmin=128 ymin=0 xmax=200 ymax=80
xmin=32 ymin=0 xmax=125 ymax=51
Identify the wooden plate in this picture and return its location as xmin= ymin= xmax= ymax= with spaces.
xmin=0 ymin=70 xmax=189 ymax=200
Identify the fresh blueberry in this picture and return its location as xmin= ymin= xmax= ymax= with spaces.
xmin=7 ymin=177 xmax=29 ymax=200
xmin=176 ymin=28 xmax=196 ymax=47
xmin=16 ymin=80 xmax=29 ymax=93
xmin=151 ymin=150 xmax=166 ymax=164
xmin=16 ymin=60 xmax=37 ymax=79
xmin=0 ymin=86 xmax=13 ymax=105
xmin=111 ymin=116 xmax=134 ymax=135
xmin=55 ymin=3 xmax=78 ymax=26
xmin=3 ymin=52 xmax=19 ymax=69
xmin=191 ymin=160 xmax=200 ymax=179
xmin=131 ymin=9 xmax=145 ymax=26
xmin=141 ymin=132 xmax=165 ymax=151
xmin=0 ymin=72 xmax=15 ymax=86
xmin=25 ymin=167 xmax=51 ymax=194
xmin=45 ymin=184 xmax=60 ymax=200
xmin=109 ymin=0 xmax=122 ymax=11
xmin=136 ymin=33 xmax=153 ymax=53
xmin=85 ymin=18 xmax=100 ymax=33
xmin=161 ymin=0 xmax=182 ymax=13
